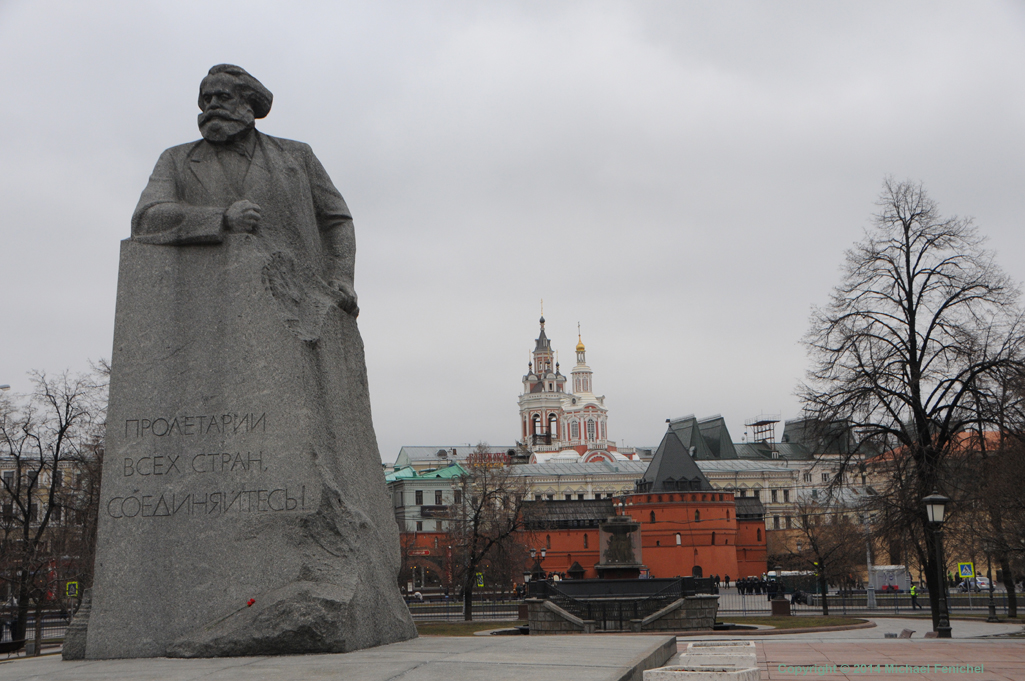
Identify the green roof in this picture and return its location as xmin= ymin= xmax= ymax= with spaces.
xmin=385 ymin=462 xmax=468 ymax=482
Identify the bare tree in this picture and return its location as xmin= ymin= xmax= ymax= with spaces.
xmin=448 ymin=443 xmax=529 ymax=621
xmin=769 ymin=495 xmax=865 ymax=615
xmin=801 ymin=178 xmax=1025 ymax=630
xmin=0 ymin=368 xmax=106 ymax=651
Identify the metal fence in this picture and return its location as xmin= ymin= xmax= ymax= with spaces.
xmin=0 ymin=612 xmax=69 ymax=653
xmin=714 ymin=588 xmax=1022 ymax=617
xmin=405 ymin=598 xmax=520 ymax=622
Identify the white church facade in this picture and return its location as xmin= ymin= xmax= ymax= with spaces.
xmin=518 ymin=315 xmax=639 ymax=464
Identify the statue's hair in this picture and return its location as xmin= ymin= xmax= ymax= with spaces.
xmin=200 ymin=64 xmax=273 ymax=118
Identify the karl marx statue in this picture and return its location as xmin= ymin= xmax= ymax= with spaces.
xmin=77 ymin=66 xmax=416 ymax=660
xmin=134 ymin=64 xmax=358 ymax=328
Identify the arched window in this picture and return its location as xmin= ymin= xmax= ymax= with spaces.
xmin=675 ymin=533 xmax=681 ymax=545
xmin=692 ymin=565 xmax=703 ymax=578
xmin=583 ymin=534 xmax=588 ymax=549
xmin=694 ymin=510 xmax=701 ymax=522
xmin=571 ymin=421 xmax=579 ymax=439
xmin=757 ymin=528 xmax=762 ymax=541
xmin=711 ymin=531 xmax=716 ymax=545
xmin=649 ymin=511 xmax=656 ymax=523
xmin=586 ymin=419 xmax=596 ymax=441
xmin=727 ymin=510 xmax=730 ymax=521
xmin=600 ymin=420 xmax=606 ymax=439
xmin=532 ymin=415 xmax=541 ymax=435
xmin=548 ymin=413 xmax=558 ymax=436
xmin=546 ymin=534 xmax=551 ymax=550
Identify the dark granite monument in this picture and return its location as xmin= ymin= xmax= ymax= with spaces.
xmin=68 ymin=65 xmax=416 ymax=659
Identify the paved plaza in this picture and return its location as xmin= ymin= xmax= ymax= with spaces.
xmin=677 ymin=616 xmax=1025 ymax=680
xmin=0 ymin=634 xmax=674 ymax=681
xmin=1 ymin=617 xmax=1021 ymax=680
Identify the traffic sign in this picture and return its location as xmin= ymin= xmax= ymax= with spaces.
xmin=476 ymin=572 xmax=484 ymax=587
xmin=66 ymin=581 xmax=79 ymax=598
xmin=957 ymin=562 xmax=975 ymax=579
xmin=407 ymin=549 xmax=430 ymax=556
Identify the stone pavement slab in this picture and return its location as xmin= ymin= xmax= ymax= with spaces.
xmin=759 ymin=639 xmax=1025 ymax=680
xmin=0 ymin=635 xmax=676 ymax=681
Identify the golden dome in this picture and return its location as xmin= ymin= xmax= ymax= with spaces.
xmin=576 ymin=336 xmax=585 ymax=352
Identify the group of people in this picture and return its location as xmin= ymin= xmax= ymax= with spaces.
xmin=733 ymin=576 xmax=786 ymax=599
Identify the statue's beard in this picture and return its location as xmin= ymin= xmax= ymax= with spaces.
xmin=199 ymin=109 xmax=255 ymax=143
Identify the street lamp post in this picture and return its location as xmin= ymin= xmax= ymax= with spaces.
xmin=985 ymin=545 xmax=998 ymax=623
xmin=923 ymin=491 xmax=952 ymax=638
xmin=861 ymin=513 xmax=876 ymax=609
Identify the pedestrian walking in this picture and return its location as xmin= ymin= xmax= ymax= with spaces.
xmin=724 ymin=574 xmax=730 ymax=588
xmin=910 ymin=583 xmax=923 ymax=610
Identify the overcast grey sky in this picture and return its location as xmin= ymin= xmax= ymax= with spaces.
xmin=2 ymin=1 xmax=1024 ymax=462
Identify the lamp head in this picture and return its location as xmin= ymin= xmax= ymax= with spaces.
xmin=923 ymin=490 xmax=949 ymax=525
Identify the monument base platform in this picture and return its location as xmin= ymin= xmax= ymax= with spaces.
xmin=0 ymin=634 xmax=675 ymax=681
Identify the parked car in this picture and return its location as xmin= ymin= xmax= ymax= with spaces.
xmin=957 ymin=577 xmax=990 ymax=592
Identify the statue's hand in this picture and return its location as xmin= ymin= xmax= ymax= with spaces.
xmin=328 ymin=279 xmax=359 ymax=316
xmin=224 ymin=200 xmax=262 ymax=233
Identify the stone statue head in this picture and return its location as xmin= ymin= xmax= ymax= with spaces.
xmin=197 ymin=64 xmax=273 ymax=143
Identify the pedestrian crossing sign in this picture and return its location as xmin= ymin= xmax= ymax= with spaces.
xmin=475 ymin=572 xmax=484 ymax=587
xmin=958 ymin=562 xmax=974 ymax=578
xmin=66 ymin=581 xmax=79 ymax=598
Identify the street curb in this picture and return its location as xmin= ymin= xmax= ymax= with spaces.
xmin=674 ymin=621 xmax=876 ymax=637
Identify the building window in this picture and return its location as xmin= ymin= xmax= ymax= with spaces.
xmin=649 ymin=511 xmax=656 ymax=523
xmin=415 ymin=490 xmax=423 ymax=506
xmin=771 ymin=489 xmax=778 ymax=503
xmin=548 ymin=413 xmax=558 ymax=436
xmin=822 ymin=473 xmax=829 ymax=482
xmin=546 ymin=494 xmax=554 ymax=501
xmin=571 ymin=421 xmax=579 ymax=439
xmin=416 ymin=521 xmax=423 ymax=531
xmin=757 ymin=528 xmax=762 ymax=541
xmin=546 ymin=535 xmax=551 ymax=550
xmin=565 ymin=494 xmax=572 ymax=501
xmin=2 ymin=471 xmax=12 ymax=489
xmin=600 ymin=421 xmax=606 ymax=439
xmin=785 ymin=516 xmax=792 ymax=529
xmin=738 ymin=489 xmax=746 ymax=497
xmin=752 ymin=490 xmax=760 ymax=500
xmin=694 ymin=510 xmax=700 ymax=522
xmin=54 ymin=471 xmax=63 ymax=488
xmin=577 ymin=493 xmax=584 ymax=500
xmin=861 ymin=474 xmax=866 ymax=484
xmin=773 ymin=516 xmax=780 ymax=530
xmin=583 ymin=534 xmax=589 ymax=549
xmin=435 ymin=521 xmax=442 ymax=531
xmin=803 ymin=472 xmax=812 ymax=483
xmin=534 ymin=494 xmax=542 ymax=501
xmin=727 ymin=509 xmax=730 ymax=521
xmin=711 ymin=532 xmax=716 ymax=545
xmin=675 ymin=533 xmax=681 ymax=545
xmin=454 ymin=490 xmax=462 ymax=505
xmin=594 ymin=493 xmax=601 ymax=500
xmin=533 ymin=415 xmax=542 ymax=435
xmin=435 ymin=490 xmax=443 ymax=505
xmin=587 ymin=420 xmax=595 ymax=441
xmin=783 ymin=489 xmax=790 ymax=502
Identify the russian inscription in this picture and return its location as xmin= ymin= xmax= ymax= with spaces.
xmin=124 ymin=412 xmax=267 ymax=438
xmin=105 ymin=486 xmax=306 ymax=519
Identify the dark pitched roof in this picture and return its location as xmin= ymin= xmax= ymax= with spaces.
xmin=781 ymin=418 xmax=855 ymax=455
xmin=636 ymin=421 xmax=715 ymax=493
xmin=656 ymin=415 xmax=738 ymax=460
xmin=523 ymin=499 xmax=615 ymax=529
xmin=734 ymin=497 xmax=765 ymax=520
